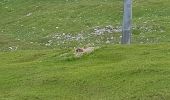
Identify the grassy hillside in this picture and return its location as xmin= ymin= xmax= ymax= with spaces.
xmin=1 ymin=44 xmax=170 ymax=100
xmin=0 ymin=0 xmax=170 ymax=50
xmin=1 ymin=0 xmax=170 ymax=100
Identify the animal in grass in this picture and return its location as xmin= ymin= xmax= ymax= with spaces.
xmin=75 ymin=47 xmax=95 ymax=57
xmin=75 ymin=47 xmax=94 ymax=53
xmin=75 ymin=48 xmax=84 ymax=53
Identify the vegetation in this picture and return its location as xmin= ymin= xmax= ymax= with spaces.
xmin=0 ymin=0 xmax=170 ymax=99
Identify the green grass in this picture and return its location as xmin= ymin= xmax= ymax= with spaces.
xmin=1 ymin=44 xmax=170 ymax=100
xmin=1 ymin=0 xmax=170 ymax=50
xmin=1 ymin=0 xmax=170 ymax=99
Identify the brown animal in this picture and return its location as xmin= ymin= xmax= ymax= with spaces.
xmin=75 ymin=47 xmax=95 ymax=57
xmin=75 ymin=48 xmax=84 ymax=53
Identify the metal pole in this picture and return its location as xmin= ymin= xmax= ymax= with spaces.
xmin=121 ymin=0 xmax=132 ymax=44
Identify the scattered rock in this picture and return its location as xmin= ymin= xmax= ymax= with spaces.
xmin=8 ymin=46 xmax=18 ymax=51
xmin=26 ymin=13 xmax=32 ymax=17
